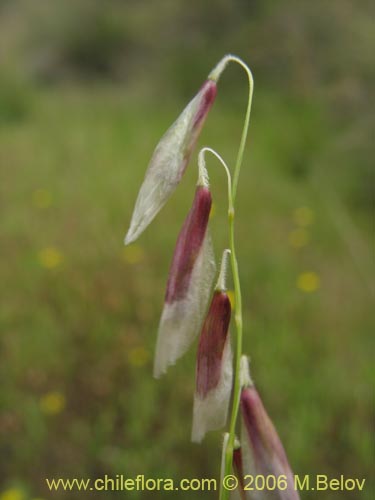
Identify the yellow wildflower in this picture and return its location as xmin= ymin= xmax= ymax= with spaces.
xmin=0 ymin=489 xmax=24 ymax=500
xmin=38 ymin=247 xmax=63 ymax=269
xmin=293 ymin=206 xmax=314 ymax=227
xmin=297 ymin=272 xmax=320 ymax=292
xmin=128 ymin=347 xmax=150 ymax=367
xmin=289 ymin=228 xmax=309 ymax=249
xmin=40 ymin=391 xmax=66 ymax=415
xmin=123 ymin=244 xmax=145 ymax=265
xmin=32 ymin=189 xmax=52 ymax=209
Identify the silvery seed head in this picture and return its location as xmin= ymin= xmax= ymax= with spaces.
xmin=154 ymin=168 xmax=216 ymax=378
xmin=125 ymin=79 xmax=217 ymax=245
xmin=240 ymin=358 xmax=299 ymax=499
xmin=191 ymin=250 xmax=233 ymax=443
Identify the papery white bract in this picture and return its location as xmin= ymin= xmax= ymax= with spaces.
xmin=191 ymin=250 xmax=233 ymax=443
xmin=153 ymin=181 xmax=216 ymax=378
xmin=192 ymin=329 xmax=232 ymax=442
xmin=240 ymin=357 xmax=299 ymax=500
xmin=232 ymin=445 xmax=247 ymax=500
xmin=221 ymin=433 xmax=243 ymax=500
xmin=231 ymin=488 xmax=244 ymax=500
xmin=125 ymin=79 xmax=217 ymax=245
xmin=154 ymin=232 xmax=215 ymax=378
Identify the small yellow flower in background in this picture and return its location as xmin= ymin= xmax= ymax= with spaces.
xmin=227 ymin=289 xmax=235 ymax=308
xmin=128 ymin=347 xmax=151 ymax=367
xmin=40 ymin=391 xmax=66 ymax=415
xmin=123 ymin=244 xmax=145 ymax=265
xmin=38 ymin=247 xmax=63 ymax=269
xmin=209 ymin=202 xmax=216 ymax=219
xmin=289 ymin=228 xmax=309 ymax=249
xmin=0 ymin=488 xmax=24 ymax=500
xmin=293 ymin=206 xmax=314 ymax=227
xmin=32 ymin=189 xmax=52 ymax=209
xmin=297 ymin=272 xmax=320 ymax=293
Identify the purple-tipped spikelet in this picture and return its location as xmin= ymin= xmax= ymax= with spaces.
xmin=154 ymin=165 xmax=216 ymax=378
xmin=233 ymin=445 xmax=246 ymax=499
xmin=240 ymin=357 xmax=300 ymax=500
xmin=191 ymin=250 xmax=233 ymax=443
xmin=230 ymin=446 xmax=247 ymax=500
xmin=165 ymin=186 xmax=212 ymax=303
xmin=125 ymin=79 xmax=217 ymax=245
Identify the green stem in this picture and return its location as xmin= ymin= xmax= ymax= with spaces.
xmin=229 ymin=55 xmax=254 ymax=200
xmin=218 ymin=55 xmax=254 ymax=500
xmin=199 ymin=53 xmax=254 ymax=498
xmin=198 ymin=147 xmax=233 ymax=210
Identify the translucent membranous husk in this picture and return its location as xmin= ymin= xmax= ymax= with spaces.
xmin=231 ymin=488 xmax=244 ymax=500
xmin=153 ymin=185 xmax=216 ymax=378
xmin=240 ymin=360 xmax=299 ymax=499
xmin=192 ymin=251 xmax=233 ymax=442
xmin=221 ymin=434 xmax=243 ymax=500
xmin=125 ymin=79 xmax=217 ymax=245
xmin=233 ymin=446 xmax=247 ymax=499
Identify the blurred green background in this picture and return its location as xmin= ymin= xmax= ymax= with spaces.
xmin=0 ymin=0 xmax=374 ymax=499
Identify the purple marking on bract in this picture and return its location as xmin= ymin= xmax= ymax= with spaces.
xmin=191 ymin=289 xmax=232 ymax=442
xmin=233 ymin=447 xmax=247 ymax=499
xmin=165 ymin=186 xmax=212 ymax=304
xmin=241 ymin=386 xmax=300 ymax=499
xmin=196 ymin=291 xmax=231 ymax=398
xmin=192 ymin=80 xmax=217 ymax=132
xmin=181 ymin=80 xmax=217 ymax=176
xmin=125 ymin=79 xmax=217 ymax=245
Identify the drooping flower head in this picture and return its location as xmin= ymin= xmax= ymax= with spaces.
xmin=239 ymin=356 xmax=299 ymax=500
xmin=192 ymin=249 xmax=233 ymax=443
xmin=125 ymin=57 xmax=229 ymax=245
xmin=153 ymin=162 xmax=216 ymax=378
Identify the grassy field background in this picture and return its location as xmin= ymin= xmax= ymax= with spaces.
xmin=0 ymin=1 xmax=374 ymax=499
